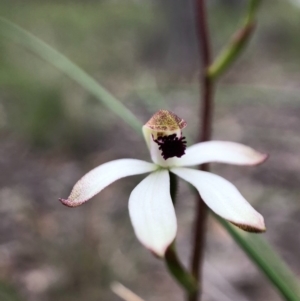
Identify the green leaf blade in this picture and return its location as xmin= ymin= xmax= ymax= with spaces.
xmin=217 ymin=216 xmax=300 ymax=301
xmin=0 ymin=18 xmax=142 ymax=134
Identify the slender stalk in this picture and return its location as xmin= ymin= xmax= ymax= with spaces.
xmin=207 ymin=0 xmax=262 ymax=80
xmin=189 ymin=1 xmax=263 ymax=300
xmin=165 ymin=243 xmax=198 ymax=295
xmin=189 ymin=1 xmax=213 ymax=301
xmin=169 ymin=172 xmax=178 ymax=204
xmin=207 ymin=22 xmax=255 ymax=80
xmin=165 ymin=173 xmax=198 ymax=295
xmin=246 ymin=0 xmax=262 ymax=24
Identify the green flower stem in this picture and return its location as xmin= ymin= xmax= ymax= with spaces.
xmin=207 ymin=23 xmax=255 ymax=80
xmin=246 ymin=0 xmax=262 ymax=24
xmin=207 ymin=0 xmax=262 ymax=80
xmin=216 ymin=215 xmax=300 ymax=301
xmin=0 ymin=18 xmax=142 ymax=133
xmin=169 ymin=172 xmax=178 ymax=204
xmin=165 ymin=173 xmax=198 ymax=296
xmin=165 ymin=243 xmax=198 ymax=295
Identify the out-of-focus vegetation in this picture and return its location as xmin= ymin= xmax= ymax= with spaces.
xmin=1 ymin=1 xmax=300 ymax=301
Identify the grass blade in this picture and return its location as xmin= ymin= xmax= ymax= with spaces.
xmin=217 ymin=216 xmax=300 ymax=301
xmin=0 ymin=18 xmax=142 ymax=133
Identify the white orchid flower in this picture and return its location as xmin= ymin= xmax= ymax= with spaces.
xmin=60 ymin=110 xmax=267 ymax=257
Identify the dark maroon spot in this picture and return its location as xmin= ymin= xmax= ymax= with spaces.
xmin=154 ymin=134 xmax=187 ymax=160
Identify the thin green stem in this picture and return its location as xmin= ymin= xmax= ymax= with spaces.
xmin=165 ymin=173 xmax=198 ymax=296
xmin=169 ymin=172 xmax=178 ymax=204
xmin=165 ymin=243 xmax=198 ymax=295
xmin=207 ymin=0 xmax=262 ymax=80
xmin=246 ymin=0 xmax=262 ymax=24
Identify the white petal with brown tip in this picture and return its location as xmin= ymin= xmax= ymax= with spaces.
xmin=60 ymin=159 xmax=157 ymax=207
xmin=174 ymin=141 xmax=268 ymax=167
xmin=171 ymin=167 xmax=266 ymax=232
xmin=128 ymin=169 xmax=177 ymax=257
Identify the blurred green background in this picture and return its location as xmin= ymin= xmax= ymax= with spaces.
xmin=1 ymin=0 xmax=300 ymax=300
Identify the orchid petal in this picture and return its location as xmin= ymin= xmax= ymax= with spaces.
xmin=60 ymin=159 xmax=157 ymax=207
xmin=129 ymin=169 xmax=177 ymax=257
xmin=174 ymin=141 xmax=267 ymax=167
xmin=171 ymin=167 xmax=265 ymax=232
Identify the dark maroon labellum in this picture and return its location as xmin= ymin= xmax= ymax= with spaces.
xmin=154 ymin=134 xmax=187 ymax=160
